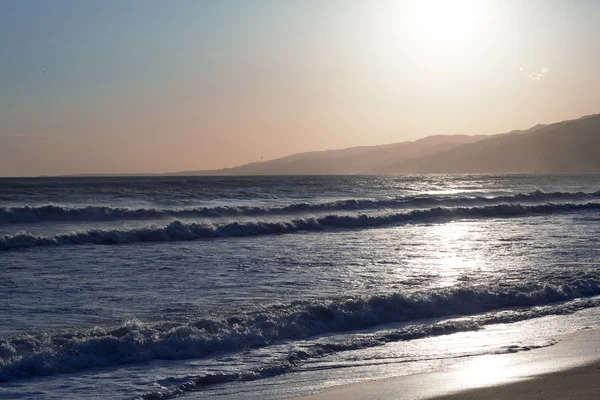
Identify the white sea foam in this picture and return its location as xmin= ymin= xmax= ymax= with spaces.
xmin=2 ymin=201 xmax=600 ymax=250
xmin=2 ymin=274 xmax=600 ymax=383
xmin=1 ymin=190 xmax=599 ymax=224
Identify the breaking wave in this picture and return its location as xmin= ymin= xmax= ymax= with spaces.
xmin=1 ymin=190 xmax=599 ymax=224
xmin=2 ymin=272 xmax=600 ymax=383
xmin=140 ymin=337 xmax=556 ymax=400
xmin=2 ymin=202 xmax=600 ymax=251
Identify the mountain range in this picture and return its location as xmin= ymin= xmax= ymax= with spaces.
xmin=174 ymin=114 xmax=600 ymax=175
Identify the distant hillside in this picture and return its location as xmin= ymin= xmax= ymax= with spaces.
xmin=169 ymin=113 xmax=600 ymax=176
xmin=376 ymin=114 xmax=600 ymax=174
xmin=174 ymin=135 xmax=486 ymax=175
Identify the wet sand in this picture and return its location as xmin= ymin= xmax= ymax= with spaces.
xmin=295 ymin=329 xmax=600 ymax=400
xmin=432 ymin=361 xmax=600 ymax=399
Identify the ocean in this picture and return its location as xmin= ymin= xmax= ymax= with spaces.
xmin=2 ymin=174 xmax=600 ymax=399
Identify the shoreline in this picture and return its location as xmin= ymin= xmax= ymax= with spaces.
xmin=431 ymin=360 xmax=600 ymax=399
xmin=295 ymin=328 xmax=600 ymax=400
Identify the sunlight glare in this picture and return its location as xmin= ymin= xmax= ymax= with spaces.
xmin=408 ymin=0 xmax=485 ymax=49
xmin=371 ymin=0 xmax=486 ymax=65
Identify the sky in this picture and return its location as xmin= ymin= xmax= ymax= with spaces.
xmin=1 ymin=0 xmax=599 ymax=176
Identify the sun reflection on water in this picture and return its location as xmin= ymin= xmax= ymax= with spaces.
xmin=423 ymin=221 xmax=486 ymax=287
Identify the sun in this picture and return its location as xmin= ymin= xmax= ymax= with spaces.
xmin=368 ymin=0 xmax=486 ymax=64
xmin=408 ymin=0 xmax=485 ymax=48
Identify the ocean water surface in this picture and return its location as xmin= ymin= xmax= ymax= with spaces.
xmin=1 ymin=174 xmax=600 ymax=399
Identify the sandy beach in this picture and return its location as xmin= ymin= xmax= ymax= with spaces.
xmin=296 ymin=329 xmax=600 ymax=400
xmin=432 ymin=361 xmax=600 ymax=399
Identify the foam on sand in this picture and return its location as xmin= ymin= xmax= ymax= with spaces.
xmin=296 ymin=329 xmax=600 ymax=400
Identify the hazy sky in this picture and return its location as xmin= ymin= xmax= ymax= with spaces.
xmin=1 ymin=0 xmax=599 ymax=176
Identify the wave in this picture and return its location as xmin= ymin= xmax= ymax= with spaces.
xmin=1 ymin=190 xmax=599 ymax=224
xmin=139 ymin=320 xmax=484 ymax=400
xmin=2 ymin=202 xmax=600 ymax=251
xmin=2 ymin=273 xmax=600 ymax=383
xmin=140 ymin=337 xmax=555 ymax=400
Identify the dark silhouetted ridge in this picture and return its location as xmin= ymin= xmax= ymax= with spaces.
xmin=168 ymin=113 xmax=599 ymax=175
xmin=375 ymin=114 xmax=600 ymax=174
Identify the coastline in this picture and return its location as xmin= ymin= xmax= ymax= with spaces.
xmin=295 ymin=328 xmax=600 ymax=400
xmin=431 ymin=361 xmax=600 ymax=399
